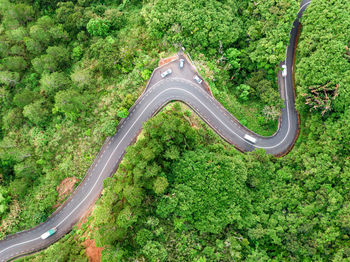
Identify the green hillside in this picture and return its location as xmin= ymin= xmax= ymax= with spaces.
xmin=1 ymin=0 xmax=349 ymax=261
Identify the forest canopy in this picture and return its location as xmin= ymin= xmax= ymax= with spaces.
xmin=0 ymin=0 xmax=349 ymax=261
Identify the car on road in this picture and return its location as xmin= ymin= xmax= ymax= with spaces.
xmin=179 ymin=59 xmax=185 ymax=69
xmin=40 ymin=228 xmax=57 ymax=240
xmin=161 ymin=68 xmax=172 ymax=78
xmin=282 ymin=65 xmax=287 ymax=77
xmin=193 ymin=75 xmax=202 ymax=84
xmin=243 ymin=134 xmax=257 ymax=144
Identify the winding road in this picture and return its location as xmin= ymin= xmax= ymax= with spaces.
xmin=0 ymin=1 xmax=311 ymax=261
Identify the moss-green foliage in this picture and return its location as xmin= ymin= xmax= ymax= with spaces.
xmin=86 ymin=18 xmax=110 ymax=37
xmin=166 ymin=149 xmax=249 ymax=235
xmin=93 ymin=102 xmax=350 ymax=261
xmin=0 ymin=0 xmax=157 ymax=236
xmin=0 ymin=0 xmax=349 ymax=261
xmin=0 ymin=186 xmax=10 ymax=217
xmin=143 ymin=0 xmax=243 ymax=56
xmin=296 ymin=0 xmax=350 ymax=115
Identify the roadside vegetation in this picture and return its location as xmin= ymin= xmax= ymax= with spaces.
xmin=0 ymin=0 xmax=349 ymax=261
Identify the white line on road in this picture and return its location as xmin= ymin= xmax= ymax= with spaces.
xmin=299 ymin=1 xmax=311 ymax=12
xmin=0 ymin=237 xmax=40 ymax=257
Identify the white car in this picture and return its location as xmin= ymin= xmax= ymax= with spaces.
xmin=282 ymin=65 xmax=287 ymax=77
xmin=179 ymin=59 xmax=185 ymax=69
xmin=40 ymin=228 xmax=57 ymax=240
xmin=243 ymin=134 xmax=257 ymax=144
xmin=161 ymin=68 xmax=172 ymax=78
xmin=193 ymin=75 xmax=202 ymax=84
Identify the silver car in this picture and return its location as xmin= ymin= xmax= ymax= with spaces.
xmin=161 ymin=68 xmax=172 ymax=78
xmin=179 ymin=59 xmax=185 ymax=69
xmin=193 ymin=75 xmax=202 ymax=84
xmin=282 ymin=65 xmax=287 ymax=77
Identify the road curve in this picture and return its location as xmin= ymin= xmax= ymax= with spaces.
xmin=0 ymin=1 xmax=311 ymax=261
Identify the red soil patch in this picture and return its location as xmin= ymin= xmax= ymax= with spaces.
xmin=55 ymin=178 xmax=103 ymax=261
xmin=56 ymin=177 xmax=79 ymax=202
xmin=76 ymin=206 xmax=103 ymax=261
xmin=76 ymin=204 xmax=94 ymax=229
xmin=158 ymin=55 xmax=177 ymax=67
xmin=83 ymin=238 xmax=104 ymax=262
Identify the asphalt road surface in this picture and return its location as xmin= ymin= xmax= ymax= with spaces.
xmin=0 ymin=1 xmax=311 ymax=261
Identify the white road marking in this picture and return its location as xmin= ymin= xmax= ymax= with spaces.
xmin=0 ymin=237 xmax=40 ymax=255
xmin=299 ymin=1 xmax=311 ymax=12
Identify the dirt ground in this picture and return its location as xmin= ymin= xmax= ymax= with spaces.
xmin=76 ymin=206 xmax=104 ymax=262
xmin=83 ymin=238 xmax=104 ymax=262
xmin=56 ymin=177 xmax=79 ymax=201
xmin=158 ymin=55 xmax=177 ymax=66
xmin=56 ymin=178 xmax=104 ymax=261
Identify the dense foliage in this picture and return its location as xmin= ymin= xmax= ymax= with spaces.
xmin=0 ymin=0 xmax=157 ymax=236
xmin=0 ymin=0 xmax=349 ymax=261
xmin=92 ymin=102 xmax=350 ymax=261
xmin=296 ymin=0 xmax=350 ymax=115
xmin=0 ymin=0 xmax=297 ymax=236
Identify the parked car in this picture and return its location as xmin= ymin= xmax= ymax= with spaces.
xmin=193 ymin=75 xmax=202 ymax=84
xmin=282 ymin=64 xmax=287 ymax=77
xmin=41 ymin=228 xmax=57 ymax=240
xmin=179 ymin=59 xmax=185 ymax=69
xmin=161 ymin=68 xmax=172 ymax=78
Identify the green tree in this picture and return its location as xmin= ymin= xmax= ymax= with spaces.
xmin=32 ymin=45 xmax=70 ymax=74
xmin=72 ymin=46 xmax=83 ymax=60
xmin=1 ymin=56 xmax=27 ymax=72
xmin=55 ymin=2 xmax=86 ymax=33
xmin=153 ymin=176 xmax=168 ymax=195
xmin=24 ymin=36 xmax=44 ymax=55
xmin=5 ymin=26 xmax=27 ymax=43
xmin=86 ymin=18 xmax=110 ymax=37
xmin=13 ymin=89 xmax=39 ymax=108
xmin=246 ymin=0 xmax=299 ymax=64
xmin=22 ymin=99 xmax=50 ymax=125
xmin=88 ymin=38 xmax=122 ymax=74
xmin=0 ymin=186 xmax=10 ymax=218
xmin=53 ymin=89 xmax=86 ymax=120
xmin=236 ymin=84 xmax=251 ymax=101
xmin=143 ymin=0 xmax=242 ymax=55
xmin=296 ymin=0 xmax=350 ymax=115
xmin=11 ymin=3 xmax=35 ymax=25
xmin=2 ymin=108 xmax=24 ymax=130
xmin=226 ymin=48 xmax=241 ymax=70
xmin=156 ymin=195 xmax=178 ymax=218
xmin=40 ymin=72 xmax=71 ymax=96
xmin=104 ymin=8 xmax=124 ymax=31
xmin=29 ymin=16 xmax=54 ymax=44
xmin=142 ymin=241 xmax=167 ymax=262
xmin=99 ymin=118 xmax=118 ymax=137
xmin=117 ymin=107 xmax=129 ymax=118
xmin=136 ymin=229 xmax=153 ymax=247
xmin=28 ymin=15 xmax=68 ymax=50
xmin=0 ymin=71 xmax=20 ymax=86
xmin=32 ymin=55 xmax=58 ymax=74
xmin=46 ymin=46 xmax=70 ymax=68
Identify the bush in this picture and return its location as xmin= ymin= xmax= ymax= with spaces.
xmin=86 ymin=18 xmax=110 ymax=37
